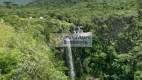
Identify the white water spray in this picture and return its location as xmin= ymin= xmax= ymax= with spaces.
xmin=65 ymin=37 xmax=75 ymax=80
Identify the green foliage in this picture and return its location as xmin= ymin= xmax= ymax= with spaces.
xmin=13 ymin=53 xmax=67 ymax=80
xmin=0 ymin=49 xmax=21 ymax=74
xmin=0 ymin=22 xmax=68 ymax=79
xmin=0 ymin=0 xmax=142 ymax=80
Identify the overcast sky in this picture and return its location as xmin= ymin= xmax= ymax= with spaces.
xmin=0 ymin=0 xmax=34 ymax=5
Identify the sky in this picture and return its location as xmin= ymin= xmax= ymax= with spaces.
xmin=0 ymin=0 xmax=34 ymax=5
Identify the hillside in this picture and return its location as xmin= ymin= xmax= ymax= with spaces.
xmin=26 ymin=0 xmax=120 ymax=7
xmin=0 ymin=22 xmax=68 ymax=79
xmin=0 ymin=0 xmax=142 ymax=80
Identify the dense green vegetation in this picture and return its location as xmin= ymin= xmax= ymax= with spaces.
xmin=0 ymin=0 xmax=142 ymax=80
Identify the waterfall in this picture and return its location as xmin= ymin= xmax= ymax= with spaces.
xmin=65 ymin=37 xmax=75 ymax=80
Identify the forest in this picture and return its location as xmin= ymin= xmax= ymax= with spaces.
xmin=0 ymin=0 xmax=142 ymax=80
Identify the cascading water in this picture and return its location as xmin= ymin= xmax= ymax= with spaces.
xmin=65 ymin=37 xmax=75 ymax=80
